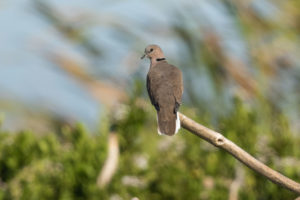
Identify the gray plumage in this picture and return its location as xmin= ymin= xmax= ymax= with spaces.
xmin=142 ymin=44 xmax=183 ymax=136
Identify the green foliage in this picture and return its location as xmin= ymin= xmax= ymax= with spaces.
xmin=0 ymin=100 xmax=299 ymax=199
xmin=0 ymin=125 xmax=107 ymax=200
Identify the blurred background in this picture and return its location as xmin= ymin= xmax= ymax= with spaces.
xmin=0 ymin=0 xmax=300 ymax=199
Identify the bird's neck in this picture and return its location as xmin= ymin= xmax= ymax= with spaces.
xmin=150 ymin=57 xmax=166 ymax=67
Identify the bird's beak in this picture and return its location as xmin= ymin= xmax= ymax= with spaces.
xmin=140 ymin=54 xmax=146 ymax=59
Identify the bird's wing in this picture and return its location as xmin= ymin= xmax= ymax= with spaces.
xmin=150 ymin=62 xmax=183 ymax=113
xmin=167 ymin=65 xmax=183 ymax=113
xmin=171 ymin=66 xmax=183 ymax=105
xmin=147 ymin=73 xmax=159 ymax=111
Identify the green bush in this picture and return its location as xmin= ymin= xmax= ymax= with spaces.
xmin=0 ymin=100 xmax=299 ymax=199
xmin=0 ymin=125 xmax=107 ymax=200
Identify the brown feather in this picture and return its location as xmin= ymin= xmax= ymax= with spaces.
xmin=147 ymin=60 xmax=183 ymax=135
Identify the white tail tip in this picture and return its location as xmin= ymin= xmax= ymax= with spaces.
xmin=156 ymin=113 xmax=181 ymax=135
xmin=175 ymin=112 xmax=180 ymax=134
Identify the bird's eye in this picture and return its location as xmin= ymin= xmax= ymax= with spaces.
xmin=150 ymin=48 xmax=153 ymax=52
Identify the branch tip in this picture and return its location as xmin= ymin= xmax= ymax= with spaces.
xmin=178 ymin=112 xmax=300 ymax=194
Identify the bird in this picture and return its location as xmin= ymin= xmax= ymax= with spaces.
xmin=141 ymin=44 xmax=183 ymax=136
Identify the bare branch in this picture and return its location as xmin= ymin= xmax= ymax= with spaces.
xmin=179 ymin=112 xmax=300 ymax=195
xmin=229 ymin=163 xmax=244 ymax=200
xmin=97 ymin=132 xmax=119 ymax=188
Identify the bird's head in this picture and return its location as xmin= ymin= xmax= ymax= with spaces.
xmin=141 ymin=44 xmax=165 ymax=60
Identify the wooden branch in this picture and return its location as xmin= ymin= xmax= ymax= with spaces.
xmin=229 ymin=163 xmax=244 ymax=200
xmin=97 ymin=132 xmax=119 ymax=188
xmin=178 ymin=112 xmax=300 ymax=194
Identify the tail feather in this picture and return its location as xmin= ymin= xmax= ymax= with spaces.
xmin=175 ymin=112 xmax=180 ymax=134
xmin=157 ymin=109 xmax=180 ymax=136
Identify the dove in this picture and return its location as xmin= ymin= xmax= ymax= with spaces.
xmin=141 ymin=44 xmax=183 ymax=136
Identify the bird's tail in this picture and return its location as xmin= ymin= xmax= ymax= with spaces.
xmin=157 ymin=109 xmax=180 ymax=136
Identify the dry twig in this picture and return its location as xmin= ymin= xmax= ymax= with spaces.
xmin=179 ymin=112 xmax=300 ymax=194
xmin=229 ymin=163 xmax=244 ymax=200
xmin=97 ymin=132 xmax=119 ymax=188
